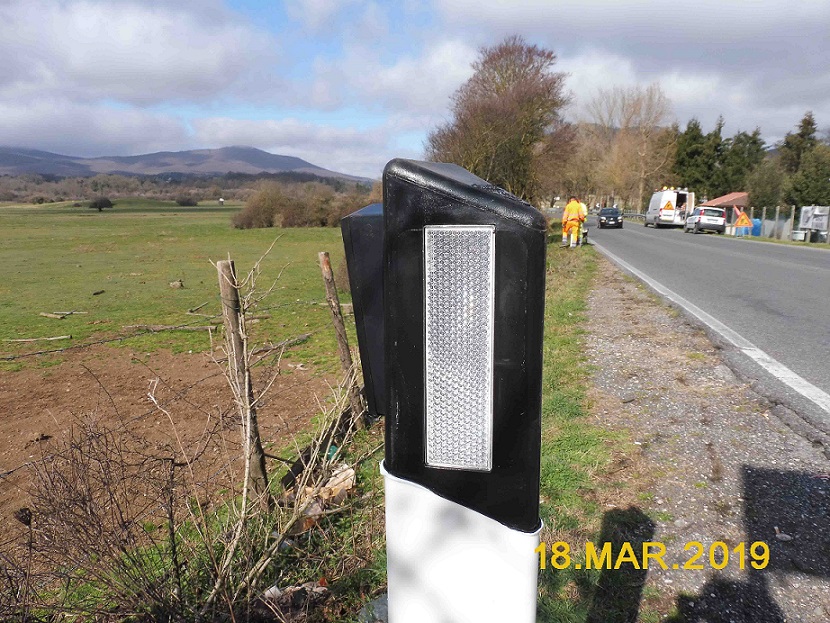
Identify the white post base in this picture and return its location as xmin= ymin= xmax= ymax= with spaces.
xmin=381 ymin=461 xmax=540 ymax=623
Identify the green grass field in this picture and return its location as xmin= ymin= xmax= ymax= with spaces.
xmin=0 ymin=199 xmax=352 ymax=370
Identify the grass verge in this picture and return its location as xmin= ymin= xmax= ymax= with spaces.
xmin=537 ymin=245 xmax=663 ymax=623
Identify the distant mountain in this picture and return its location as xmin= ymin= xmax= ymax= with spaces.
xmin=0 ymin=146 xmax=366 ymax=181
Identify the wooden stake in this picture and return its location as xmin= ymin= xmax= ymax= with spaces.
xmin=318 ymin=252 xmax=364 ymax=426
xmin=788 ymin=206 xmax=796 ymax=241
xmin=217 ymin=259 xmax=271 ymax=511
xmin=774 ymin=206 xmax=781 ymax=239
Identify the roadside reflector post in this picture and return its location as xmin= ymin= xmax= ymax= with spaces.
xmin=343 ymin=159 xmax=547 ymax=622
xmin=340 ymin=203 xmax=386 ymax=419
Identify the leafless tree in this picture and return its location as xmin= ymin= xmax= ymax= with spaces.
xmin=580 ymin=83 xmax=675 ymax=209
xmin=426 ymin=35 xmax=571 ymax=202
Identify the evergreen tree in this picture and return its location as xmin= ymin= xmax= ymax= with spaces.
xmin=703 ymin=117 xmax=727 ymax=197
xmin=672 ymin=118 xmax=708 ymax=190
xmin=675 ymin=118 xmax=767 ymax=199
xmin=779 ymin=111 xmax=818 ymax=173
xmin=786 ymin=144 xmax=830 ymax=206
xmin=746 ymin=158 xmax=786 ymax=208
xmin=718 ymin=128 xmax=766 ymax=194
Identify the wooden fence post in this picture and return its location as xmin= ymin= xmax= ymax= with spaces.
xmin=788 ymin=207 xmax=796 ymax=241
xmin=774 ymin=206 xmax=781 ymax=239
xmin=318 ymin=252 xmax=364 ymax=425
xmin=217 ymin=259 xmax=271 ymax=510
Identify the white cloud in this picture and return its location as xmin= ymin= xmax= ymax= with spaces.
xmin=0 ymin=99 xmax=189 ymax=156
xmin=361 ymin=40 xmax=477 ymax=113
xmin=1 ymin=0 xmax=827 ymax=178
xmin=284 ymin=0 xmax=361 ymax=32
xmin=191 ymin=116 xmax=404 ymax=178
xmin=355 ymin=2 xmax=390 ymax=39
xmin=558 ymin=51 xmax=639 ymax=120
xmin=0 ymin=0 xmax=277 ymax=105
xmin=433 ymin=0 xmax=830 ymax=42
xmin=308 ymin=39 xmax=477 ymax=116
xmin=432 ymin=0 xmax=830 ymax=141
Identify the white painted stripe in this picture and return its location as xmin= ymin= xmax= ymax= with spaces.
xmin=593 ymin=241 xmax=830 ymax=414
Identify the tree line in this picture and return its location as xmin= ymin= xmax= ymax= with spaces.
xmin=427 ymin=36 xmax=830 ymax=211
xmin=0 ymin=170 xmax=371 ymax=208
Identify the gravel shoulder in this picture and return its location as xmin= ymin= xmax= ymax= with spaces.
xmin=586 ymin=256 xmax=829 ymax=623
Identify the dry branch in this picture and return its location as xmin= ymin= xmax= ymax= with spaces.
xmin=123 ymin=324 xmax=215 ymax=332
xmin=215 ymin=333 xmax=312 ymax=363
xmin=5 ymin=334 xmax=72 ymax=342
xmin=39 ymin=311 xmax=88 ymax=319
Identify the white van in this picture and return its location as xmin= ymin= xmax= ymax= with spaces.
xmin=644 ymin=188 xmax=695 ymax=228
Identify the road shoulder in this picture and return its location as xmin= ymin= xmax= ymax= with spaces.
xmin=587 ymin=256 xmax=829 ymax=622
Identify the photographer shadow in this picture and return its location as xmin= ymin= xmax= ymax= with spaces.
xmin=584 ymin=506 xmax=655 ymax=623
xmin=665 ymin=465 xmax=828 ymax=622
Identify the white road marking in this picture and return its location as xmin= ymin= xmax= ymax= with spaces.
xmin=593 ymin=241 xmax=830 ymax=415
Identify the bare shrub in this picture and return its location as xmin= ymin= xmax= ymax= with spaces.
xmin=8 ymin=377 xmax=372 ymax=620
xmin=175 ymin=195 xmax=199 ymax=207
xmin=233 ymin=181 xmax=370 ymax=229
xmin=27 ymin=421 xmax=186 ymax=617
xmin=232 ymin=182 xmax=289 ymax=228
xmin=1 ymin=248 xmax=380 ymax=621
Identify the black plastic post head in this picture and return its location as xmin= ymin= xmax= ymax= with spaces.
xmin=340 ymin=203 xmax=386 ymax=418
xmin=383 ymin=159 xmax=546 ymax=532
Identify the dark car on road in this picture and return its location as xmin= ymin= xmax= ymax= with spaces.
xmin=598 ymin=207 xmax=623 ymax=229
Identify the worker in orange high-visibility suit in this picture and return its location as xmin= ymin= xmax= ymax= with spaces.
xmin=562 ymin=196 xmax=584 ymax=248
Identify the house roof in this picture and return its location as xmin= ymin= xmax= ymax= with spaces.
xmin=700 ymin=192 xmax=749 ymax=207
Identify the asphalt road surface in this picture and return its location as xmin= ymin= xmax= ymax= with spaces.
xmin=589 ymin=217 xmax=830 ymax=430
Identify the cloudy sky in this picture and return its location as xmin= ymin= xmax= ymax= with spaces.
xmin=1 ymin=0 xmax=829 ymax=178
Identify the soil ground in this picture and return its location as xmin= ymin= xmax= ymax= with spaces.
xmin=0 ymin=344 xmax=335 ymax=541
xmin=587 ymin=257 xmax=829 ymax=622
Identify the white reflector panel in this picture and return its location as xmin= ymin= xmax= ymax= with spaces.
xmin=424 ymin=225 xmax=495 ymax=471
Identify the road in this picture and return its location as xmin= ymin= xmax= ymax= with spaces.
xmin=589 ymin=217 xmax=830 ymax=429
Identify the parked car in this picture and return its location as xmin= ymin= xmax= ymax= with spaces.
xmin=597 ymin=207 xmax=623 ymax=228
xmin=684 ymin=207 xmax=726 ymax=234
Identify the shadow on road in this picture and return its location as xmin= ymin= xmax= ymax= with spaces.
xmin=665 ymin=465 xmax=828 ymax=622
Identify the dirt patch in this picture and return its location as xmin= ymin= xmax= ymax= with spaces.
xmin=586 ymin=257 xmax=829 ymax=622
xmin=0 ymin=344 xmax=335 ymax=534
